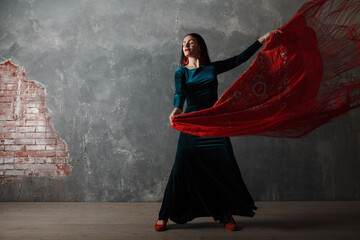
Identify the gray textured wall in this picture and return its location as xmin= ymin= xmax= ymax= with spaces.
xmin=1 ymin=0 xmax=360 ymax=201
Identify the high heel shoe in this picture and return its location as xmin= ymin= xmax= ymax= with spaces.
xmin=154 ymin=218 xmax=168 ymax=231
xmin=224 ymin=212 xmax=237 ymax=231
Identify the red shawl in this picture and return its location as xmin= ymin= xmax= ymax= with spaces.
xmin=172 ymin=0 xmax=360 ymax=138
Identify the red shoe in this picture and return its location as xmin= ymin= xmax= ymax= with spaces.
xmin=224 ymin=212 xmax=237 ymax=231
xmin=154 ymin=218 xmax=168 ymax=231
xmin=224 ymin=222 xmax=237 ymax=231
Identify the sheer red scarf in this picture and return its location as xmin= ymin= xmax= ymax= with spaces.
xmin=171 ymin=0 xmax=360 ymax=138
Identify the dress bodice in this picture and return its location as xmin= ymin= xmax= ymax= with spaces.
xmin=173 ymin=39 xmax=263 ymax=113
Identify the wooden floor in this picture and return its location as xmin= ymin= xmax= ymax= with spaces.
xmin=0 ymin=201 xmax=359 ymax=240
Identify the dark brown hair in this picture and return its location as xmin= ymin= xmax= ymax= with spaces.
xmin=179 ymin=33 xmax=211 ymax=67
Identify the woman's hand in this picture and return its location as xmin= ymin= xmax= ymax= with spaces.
xmin=258 ymin=29 xmax=283 ymax=44
xmin=169 ymin=107 xmax=182 ymax=126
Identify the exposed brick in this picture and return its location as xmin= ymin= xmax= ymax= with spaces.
xmin=6 ymin=82 xmax=18 ymax=90
xmin=25 ymin=133 xmax=46 ymax=139
xmin=5 ymin=170 xmax=25 ymax=176
xmin=0 ymin=164 xmax=15 ymax=170
xmin=15 ymin=151 xmax=32 ymax=157
xmin=56 ymin=151 xmax=69 ymax=157
xmin=4 ymin=133 xmax=26 ymax=139
xmin=0 ymin=103 xmax=11 ymax=108
xmin=35 ymin=151 xmax=56 ymax=157
xmin=14 ymin=164 xmax=32 ymax=170
xmin=0 ymin=97 xmax=14 ymax=102
xmin=0 ymin=60 xmax=73 ymax=182
xmin=26 ymin=108 xmax=39 ymax=114
xmin=26 ymin=145 xmax=46 ymax=150
xmin=0 ymin=151 xmax=14 ymax=157
xmin=15 ymin=139 xmax=36 ymax=145
xmin=36 ymin=139 xmax=56 ymax=145
xmin=55 ymin=157 xmax=67 ymax=164
xmin=25 ymin=120 xmax=46 ymax=126
xmin=46 ymin=157 xmax=56 ymax=163
xmin=16 ymin=127 xmax=36 ymax=133
xmin=46 ymin=132 xmax=58 ymax=138
xmin=26 ymin=103 xmax=41 ymax=108
xmin=0 ymin=126 xmax=16 ymax=133
xmin=0 ymin=115 xmax=12 ymax=121
xmin=56 ymin=144 xmax=67 ymax=151
xmin=35 ymin=126 xmax=47 ymax=132
xmin=4 ymin=158 xmax=14 ymax=163
xmin=45 ymin=145 xmax=56 ymax=151
xmin=5 ymin=145 xmax=25 ymax=151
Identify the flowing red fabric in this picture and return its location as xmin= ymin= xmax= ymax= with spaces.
xmin=172 ymin=0 xmax=360 ymax=138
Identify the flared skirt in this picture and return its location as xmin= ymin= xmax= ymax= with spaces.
xmin=158 ymin=132 xmax=257 ymax=224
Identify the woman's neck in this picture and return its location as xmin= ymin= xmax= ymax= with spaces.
xmin=186 ymin=56 xmax=201 ymax=69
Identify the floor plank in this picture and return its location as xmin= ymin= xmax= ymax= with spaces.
xmin=0 ymin=201 xmax=359 ymax=240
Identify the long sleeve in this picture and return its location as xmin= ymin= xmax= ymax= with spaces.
xmin=173 ymin=68 xmax=186 ymax=110
xmin=212 ymin=39 xmax=263 ymax=74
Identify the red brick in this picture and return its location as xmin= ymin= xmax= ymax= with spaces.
xmin=35 ymin=151 xmax=56 ymax=157
xmin=0 ymin=151 xmax=14 ymax=157
xmin=4 ymin=133 xmax=26 ymax=138
xmin=46 ymin=132 xmax=58 ymax=138
xmin=25 ymin=108 xmax=39 ymax=114
xmin=2 ymin=120 xmax=25 ymax=127
xmin=5 ymin=170 xmax=24 ymax=176
xmin=45 ymin=145 xmax=56 ymax=151
xmin=35 ymin=126 xmax=46 ymax=132
xmin=25 ymin=120 xmax=47 ymax=126
xmin=14 ymin=164 xmax=32 ymax=170
xmin=16 ymin=127 xmax=36 ymax=133
xmin=0 ymin=103 xmax=11 ymax=108
xmin=55 ymin=157 xmax=67 ymax=164
xmin=37 ymin=157 xmax=47 ymax=164
xmin=15 ymin=139 xmax=36 ymax=145
xmin=15 ymin=151 xmax=31 ymax=157
xmin=46 ymin=157 xmax=56 ymax=163
xmin=36 ymin=139 xmax=56 ymax=145
xmin=0 ymin=115 xmax=13 ymax=121
xmin=26 ymin=145 xmax=46 ymax=150
xmin=4 ymin=158 xmax=14 ymax=163
xmin=0 ymin=164 xmax=14 ymax=170
xmin=0 ymin=126 xmax=16 ymax=133
xmin=56 ymin=151 xmax=69 ymax=157
xmin=56 ymin=144 xmax=67 ymax=151
xmin=0 ymin=97 xmax=14 ymax=102
xmin=5 ymin=82 xmax=17 ymax=90
xmin=5 ymin=145 xmax=25 ymax=151
xmin=25 ymin=133 xmax=46 ymax=139
xmin=1 ymin=92 xmax=18 ymax=98
xmin=26 ymin=103 xmax=41 ymax=108
xmin=23 ymin=114 xmax=42 ymax=120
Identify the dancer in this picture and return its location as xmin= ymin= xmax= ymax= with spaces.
xmin=155 ymin=29 xmax=280 ymax=231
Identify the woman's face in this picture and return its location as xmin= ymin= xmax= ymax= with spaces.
xmin=183 ymin=35 xmax=200 ymax=58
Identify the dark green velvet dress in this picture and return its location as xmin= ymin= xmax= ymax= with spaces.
xmin=159 ymin=40 xmax=263 ymax=224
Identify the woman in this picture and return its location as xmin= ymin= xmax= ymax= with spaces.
xmin=155 ymin=29 xmax=281 ymax=231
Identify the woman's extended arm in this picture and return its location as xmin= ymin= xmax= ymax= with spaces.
xmin=212 ymin=29 xmax=282 ymax=74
